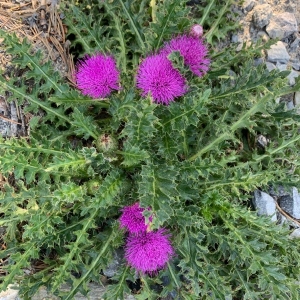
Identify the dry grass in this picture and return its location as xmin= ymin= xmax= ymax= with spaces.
xmin=0 ymin=0 xmax=74 ymax=82
xmin=0 ymin=0 xmax=75 ymax=137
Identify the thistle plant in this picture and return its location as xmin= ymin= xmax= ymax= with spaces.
xmin=0 ymin=0 xmax=300 ymax=299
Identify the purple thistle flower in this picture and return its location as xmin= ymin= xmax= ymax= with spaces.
xmin=125 ymin=229 xmax=174 ymax=274
xmin=136 ymin=54 xmax=187 ymax=105
xmin=119 ymin=202 xmax=152 ymax=234
xmin=161 ymin=35 xmax=210 ymax=77
xmin=75 ymin=54 xmax=120 ymax=99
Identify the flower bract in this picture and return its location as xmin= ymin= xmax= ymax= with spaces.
xmin=75 ymin=54 xmax=120 ymax=99
xmin=136 ymin=54 xmax=187 ymax=105
xmin=161 ymin=35 xmax=210 ymax=77
xmin=125 ymin=229 xmax=174 ymax=274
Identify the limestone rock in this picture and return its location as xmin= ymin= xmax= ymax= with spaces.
xmin=252 ymin=4 xmax=272 ymax=29
xmin=276 ymin=63 xmax=287 ymax=71
xmin=253 ymin=58 xmax=264 ymax=66
xmin=267 ymin=41 xmax=290 ymax=63
xmin=289 ymin=33 xmax=300 ymax=50
xmin=287 ymin=70 xmax=299 ymax=86
xmin=257 ymin=31 xmax=270 ymax=42
xmin=286 ymin=100 xmax=295 ymax=110
xmin=266 ymin=62 xmax=276 ymax=71
xmin=103 ymin=249 xmax=124 ymax=277
xmin=0 ymin=285 xmax=19 ymax=300
xmin=294 ymin=91 xmax=300 ymax=106
xmin=266 ymin=12 xmax=298 ymax=39
xmin=253 ymin=190 xmax=277 ymax=222
xmin=279 ymin=187 xmax=300 ymax=219
xmin=290 ymin=228 xmax=300 ymax=239
xmin=292 ymin=62 xmax=300 ymax=71
xmin=242 ymin=0 xmax=255 ymax=13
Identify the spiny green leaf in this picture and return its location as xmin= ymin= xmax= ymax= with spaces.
xmin=120 ymin=144 xmax=150 ymax=167
xmin=63 ymin=4 xmax=110 ymax=55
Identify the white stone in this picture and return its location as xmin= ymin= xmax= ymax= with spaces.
xmin=292 ymin=187 xmax=300 ymax=219
xmin=294 ymin=91 xmax=300 ymax=106
xmin=276 ymin=63 xmax=287 ymax=71
xmin=266 ymin=62 xmax=276 ymax=71
xmin=286 ymin=101 xmax=295 ymax=110
xmin=257 ymin=31 xmax=270 ymax=42
xmin=236 ymin=43 xmax=243 ymax=52
xmin=231 ymin=34 xmax=243 ymax=43
xmin=279 ymin=187 xmax=300 ymax=219
xmin=267 ymin=41 xmax=290 ymax=64
xmin=292 ymin=62 xmax=300 ymax=71
xmin=253 ymin=190 xmax=277 ymax=222
xmin=266 ymin=12 xmax=298 ymax=39
xmin=287 ymin=70 xmax=299 ymax=86
xmin=290 ymin=228 xmax=300 ymax=239
xmin=242 ymin=0 xmax=255 ymax=13
xmin=0 ymin=285 xmax=19 ymax=300
xmin=252 ymin=4 xmax=272 ymax=29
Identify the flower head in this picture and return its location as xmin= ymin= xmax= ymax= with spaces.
xmin=119 ymin=202 xmax=151 ymax=234
xmin=75 ymin=54 xmax=120 ymax=99
xmin=161 ymin=35 xmax=210 ymax=77
xmin=125 ymin=229 xmax=174 ymax=274
xmin=136 ymin=54 xmax=187 ymax=105
xmin=190 ymin=24 xmax=203 ymax=38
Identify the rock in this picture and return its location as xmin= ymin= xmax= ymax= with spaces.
xmin=253 ymin=58 xmax=264 ymax=66
xmin=290 ymin=228 xmax=300 ymax=239
xmin=287 ymin=70 xmax=299 ymax=86
xmin=286 ymin=100 xmax=295 ymax=110
xmin=236 ymin=43 xmax=243 ymax=52
xmin=252 ymin=4 xmax=272 ymax=29
xmin=276 ymin=63 xmax=287 ymax=71
xmin=242 ymin=0 xmax=255 ymax=13
xmin=279 ymin=187 xmax=300 ymax=219
xmin=0 ymin=285 xmax=20 ymax=300
xmin=266 ymin=12 xmax=298 ymax=39
xmin=256 ymin=134 xmax=269 ymax=148
xmin=266 ymin=62 xmax=276 ymax=71
xmin=292 ymin=62 xmax=300 ymax=70
xmin=257 ymin=31 xmax=270 ymax=42
xmin=289 ymin=33 xmax=300 ymax=50
xmin=253 ymin=190 xmax=277 ymax=222
xmin=267 ymin=41 xmax=290 ymax=64
xmin=294 ymin=91 xmax=300 ymax=106
xmin=231 ymin=34 xmax=243 ymax=43
xmin=103 ymin=248 xmax=124 ymax=277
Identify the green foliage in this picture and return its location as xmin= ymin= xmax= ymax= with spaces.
xmin=0 ymin=1 xmax=300 ymax=299
xmin=197 ymin=0 xmax=240 ymax=44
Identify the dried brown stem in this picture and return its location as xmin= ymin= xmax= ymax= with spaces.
xmin=275 ymin=201 xmax=300 ymax=227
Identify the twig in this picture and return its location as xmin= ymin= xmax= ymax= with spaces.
xmin=11 ymin=2 xmax=31 ymax=11
xmin=11 ymin=9 xmax=36 ymax=15
xmin=0 ymin=114 xmax=21 ymax=125
xmin=0 ymin=2 xmax=16 ymax=8
xmin=31 ymin=0 xmax=38 ymax=9
xmin=275 ymin=201 xmax=300 ymax=227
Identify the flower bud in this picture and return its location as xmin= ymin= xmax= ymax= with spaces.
xmin=86 ymin=179 xmax=102 ymax=195
xmin=190 ymin=24 xmax=203 ymax=38
xmin=95 ymin=134 xmax=118 ymax=153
